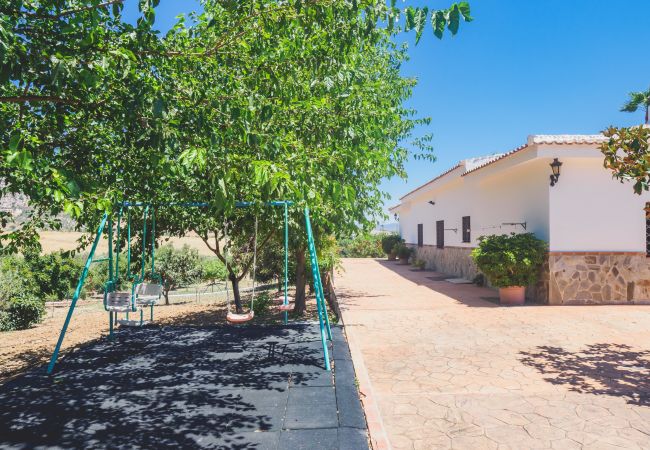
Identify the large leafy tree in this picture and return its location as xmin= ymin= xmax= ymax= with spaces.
xmin=0 ymin=0 xmax=167 ymax=251
xmin=1 ymin=0 xmax=473 ymax=312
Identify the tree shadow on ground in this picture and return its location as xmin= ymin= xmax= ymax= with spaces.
xmin=519 ymin=343 xmax=650 ymax=406
xmin=0 ymin=324 xmax=329 ymax=449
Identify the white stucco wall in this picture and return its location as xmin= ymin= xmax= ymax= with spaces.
xmin=396 ymin=151 xmax=550 ymax=247
xmin=548 ymin=153 xmax=650 ymax=252
xmin=394 ymin=141 xmax=650 ymax=253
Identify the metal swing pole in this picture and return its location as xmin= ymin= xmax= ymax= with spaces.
xmin=47 ymin=213 xmax=109 ymax=374
xmin=283 ymin=202 xmax=289 ymax=325
xmin=304 ymin=207 xmax=331 ymax=371
xmin=150 ymin=208 xmax=156 ymax=321
xmin=126 ymin=207 xmax=131 ymax=279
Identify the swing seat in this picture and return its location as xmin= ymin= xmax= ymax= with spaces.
xmin=117 ymin=319 xmax=151 ymax=327
xmin=106 ymin=292 xmax=135 ymax=312
xmin=277 ymin=295 xmax=294 ymax=311
xmin=134 ymin=283 xmax=162 ymax=306
xmin=226 ymin=311 xmax=255 ymax=324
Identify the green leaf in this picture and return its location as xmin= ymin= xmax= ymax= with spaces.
xmin=405 ymin=7 xmax=416 ymax=32
xmin=414 ymin=7 xmax=428 ymax=45
xmin=8 ymin=133 xmax=21 ymax=151
xmin=153 ymin=97 xmax=164 ymax=118
xmin=458 ymin=2 xmax=473 ymax=22
xmin=433 ymin=11 xmax=446 ymax=39
xmin=448 ymin=5 xmax=460 ymax=35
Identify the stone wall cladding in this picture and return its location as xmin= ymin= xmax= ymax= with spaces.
xmin=548 ymin=252 xmax=650 ymax=305
xmin=411 ymin=245 xmax=478 ymax=281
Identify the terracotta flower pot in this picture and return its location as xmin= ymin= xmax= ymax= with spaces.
xmin=399 ymin=256 xmax=409 ymax=265
xmin=499 ymin=286 xmax=526 ymax=306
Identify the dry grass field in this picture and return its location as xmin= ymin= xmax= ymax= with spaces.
xmin=39 ymin=231 xmax=217 ymax=257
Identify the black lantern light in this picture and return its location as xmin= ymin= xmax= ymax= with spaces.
xmin=549 ymin=158 xmax=562 ymax=186
xmin=394 ymin=213 xmax=399 ymax=222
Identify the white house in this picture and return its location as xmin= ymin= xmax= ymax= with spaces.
xmin=389 ymin=134 xmax=650 ymax=305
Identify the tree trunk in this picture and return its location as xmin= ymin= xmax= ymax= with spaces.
xmin=229 ymin=273 xmax=243 ymax=313
xmin=321 ymin=269 xmax=339 ymax=321
xmin=293 ymin=247 xmax=307 ymax=315
xmin=646 ymin=106 xmax=649 ymax=125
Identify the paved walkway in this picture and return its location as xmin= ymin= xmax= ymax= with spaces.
xmin=337 ymin=258 xmax=650 ymax=449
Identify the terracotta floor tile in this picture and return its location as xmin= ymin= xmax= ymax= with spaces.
xmin=338 ymin=258 xmax=650 ymax=449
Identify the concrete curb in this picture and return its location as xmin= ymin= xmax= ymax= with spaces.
xmin=337 ymin=302 xmax=391 ymax=449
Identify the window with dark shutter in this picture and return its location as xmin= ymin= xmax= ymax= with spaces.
xmin=462 ymin=216 xmax=471 ymax=243
xmin=417 ymin=224 xmax=423 ymax=247
xmin=436 ymin=220 xmax=444 ymax=249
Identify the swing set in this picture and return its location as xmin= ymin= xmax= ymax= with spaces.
xmin=46 ymin=201 xmax=332 ymax=374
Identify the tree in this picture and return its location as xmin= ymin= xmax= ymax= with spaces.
xmin=2 ymin=0 xmax=474 ymax=314
xmin=156 ymin=245 xmax=203 ymax=305
xmin=621 ymin=87 xmax=650 ymax=125
xmin=0 ymin=0 xmax=167 ymax=252
xmin=600 ymin=125 xmax=650 ymax=195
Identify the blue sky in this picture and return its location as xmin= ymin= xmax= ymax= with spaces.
xmin=123 ymin=1 xmax=650 ymax=216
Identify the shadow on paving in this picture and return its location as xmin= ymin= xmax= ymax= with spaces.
xmin=519 ymin=343 xmax=650 ymax=406
xmin=0 ymin=324 xmax=368 ymax=450
xmin=374 ymin=260 xmax=548 ymax=307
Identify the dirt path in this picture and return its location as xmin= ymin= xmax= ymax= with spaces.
xmin=337 ymin=258 xmax=650 ymax=450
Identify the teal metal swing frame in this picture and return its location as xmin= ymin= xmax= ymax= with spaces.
xmin=103 ymin=204 xmax=164 ymax=333
xmin=46 ymin=201 xmax=332 ymax=374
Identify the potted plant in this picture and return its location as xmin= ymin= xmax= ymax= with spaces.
xmin=471 ymin=233 xmax=547 ymax=306
xmin=381 ymin=234 xmax=402 ymax=261
xmin=411 ymin=258 xmax=426 ymax=271
xmin=395 ymin=243 xmax=413 ymax=265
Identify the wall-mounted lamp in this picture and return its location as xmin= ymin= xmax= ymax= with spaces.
xmin=549 ymin=158 xmax=562 ymax=186
xmin=428 ymin=201 xmax=436 ymax=206
xmin=393 ymin=213 xmax=399 ymax=222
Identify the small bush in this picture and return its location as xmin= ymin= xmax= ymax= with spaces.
xmin=202 ymin=258 xmax=227 ymax=284
xmin=339 ymin=233 xmax=384 ymax=258
xmin=23 ymin=251 xmax=84 ymax=301
xmin=0 ymin=294 xmax=45 ymax=331
xmin=395 ymin=243 xmax=412 ymax=260
xmin=253 ymin=291 xmax=272 ymax=317
xmin=471 ymin=233 xmax=547 ymax=288
xmin=412 ymin=258 xmax=425 ymax=270
xmin=381 ymin=233 xmax=402 ymax=255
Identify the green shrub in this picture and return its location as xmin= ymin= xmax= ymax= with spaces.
xmin=339 ymin=233 xmax=384 ymax=258
xmin=0 ymin=294 xmax=45 ymax=331
xmin=395 ymin=243 xmax=412 ymax=259
xmin=471 ymin=233 xmax=547 ymax=288
xmin=23 ymin=251 xmax=84 ymax=301
xmin=412 ymin=258 xmax=425 ymax=270
xmin=381 ymin=233 xmax=402 ymax=255
xmin=252 ymin=291 xmax=272 ymax=317
xmin=157 ymin=244 xmax=203 ymax=304
xmin=202 ymin=258 xmax=227 ymax=284
xmin=0 ymin=261 xmax=46 ymax=331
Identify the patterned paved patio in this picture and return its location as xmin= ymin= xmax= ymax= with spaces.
xmin=337 ymin=258 xmax=650 ymax=449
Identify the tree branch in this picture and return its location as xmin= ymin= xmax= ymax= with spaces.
xmin=0 ymin=96 xmax=79 ymax=105
xmin=3 ymin=1 xmax=124 ymax=20
xmin=236 ymin=229 xmax=275 ymax=282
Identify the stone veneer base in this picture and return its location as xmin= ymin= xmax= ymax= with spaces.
xmin=409 ymin=245 xmax=650 ymax=305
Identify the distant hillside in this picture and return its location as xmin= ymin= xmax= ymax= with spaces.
xmin=0 ymin=193 xmax=77 ymax=231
